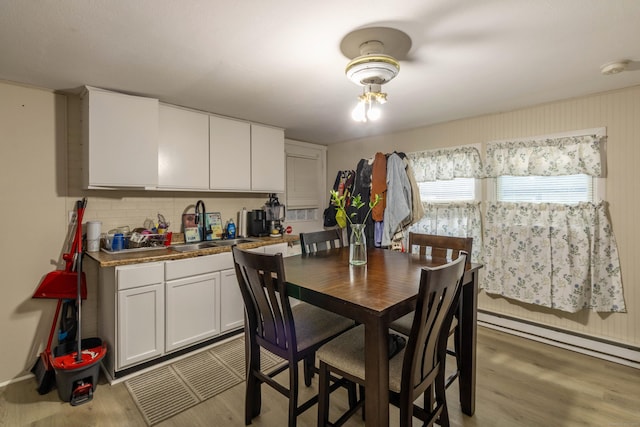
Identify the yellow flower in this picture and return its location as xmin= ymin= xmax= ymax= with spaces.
xmin=329 ymin=190 xmax=380 ymax=228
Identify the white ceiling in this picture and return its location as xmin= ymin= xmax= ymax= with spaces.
xmin=1 ymin=0 xmax=640 ymax=145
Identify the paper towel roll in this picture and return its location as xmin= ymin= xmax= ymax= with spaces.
xmin=239 ymin=207 xmax=248 ymax=238
xmin=87 ymin=221 xmax=102 ymax=252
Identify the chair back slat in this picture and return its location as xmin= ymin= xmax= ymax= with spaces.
xmin=300 ymin=229 xmax=344 ymax=254
xmin=401 ymin=253 xmax=467 ymax=403
xmin=408 ymin=232 xmax=473 ymax=270
xmin=233 ymin=247 xmax=296 ymax=357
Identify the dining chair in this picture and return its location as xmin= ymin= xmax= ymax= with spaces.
xmin=390 ymin=232 xmax=473 ymax=388
xmin=299 ymin=229 xmax=345 ymax=254
xmin=316 ymin=253 xmax=468 ymax=427
xmin=232 ymin=246 xmax=356 ymax=427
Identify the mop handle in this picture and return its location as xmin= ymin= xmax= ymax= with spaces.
xmin=75 ymin=198 xmax=87 ymax=363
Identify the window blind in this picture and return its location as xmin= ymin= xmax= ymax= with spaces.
xmin=497 ymin=174 xmax=593 ymax=203
xmin=418 ymin=177 xmax=475 ymax=202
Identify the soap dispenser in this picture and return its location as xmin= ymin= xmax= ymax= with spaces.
xmin=226 ymin=218 xmax=236 ymax=239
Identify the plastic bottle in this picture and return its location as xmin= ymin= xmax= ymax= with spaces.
xmin=227 ymin=218 xmax=236 ymax=239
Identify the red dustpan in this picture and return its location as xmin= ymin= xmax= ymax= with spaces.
xmin=34 ymin=199 xmax=88 ymax=300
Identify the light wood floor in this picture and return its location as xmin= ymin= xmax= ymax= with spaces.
xmin=2 ymin=326 xmax=639 ymax=426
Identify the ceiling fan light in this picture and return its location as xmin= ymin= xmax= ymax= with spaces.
xmin=367 ymin=101 xmax=381 ymax=121
xmin=345 ymin=54 xmax=400 ymax=86
xmin=351 ymin=99 xmax=367 ymax=122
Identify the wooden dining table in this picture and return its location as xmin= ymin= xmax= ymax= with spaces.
xmin=283 ymin=246 xmax=481 ymax=427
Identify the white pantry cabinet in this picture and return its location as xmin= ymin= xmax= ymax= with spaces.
xmin=158 ymin=104 xmax=209 ymax=190
xmin=209 ymin=115 xmax=251 ymax=190
xmin=81 ymin=86 xmax=159 ymax=189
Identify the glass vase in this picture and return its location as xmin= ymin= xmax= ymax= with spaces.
xmin=349 ymin=223 xmax=367 ymax=266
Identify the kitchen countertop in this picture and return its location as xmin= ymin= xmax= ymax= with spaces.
xmin=86 ymin=234 xmax=299 ymax=267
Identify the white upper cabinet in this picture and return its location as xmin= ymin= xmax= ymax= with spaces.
xmin=209 ymin=115 xmax=251 ymax=190
xmin=251 ymin=124 xmax=285 ymax=193
xmin=81 ymin=86 xmax=159 ymax=189
xmin=158 ymin=104 xmax=209 ymax=190
xmin=79 ymin=86 xmax=284 ymax=193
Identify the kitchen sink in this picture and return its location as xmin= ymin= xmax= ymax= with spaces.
xmin=170 ymin=238 xmax=261 ymax=252
xmin=211 ymin=238 xmax=261 ymax=247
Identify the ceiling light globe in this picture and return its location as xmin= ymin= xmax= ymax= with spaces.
xmin=367 ymin=102 xmax=381 ymax=121
xmin=351 ymin=101 xmax=367 ymax=122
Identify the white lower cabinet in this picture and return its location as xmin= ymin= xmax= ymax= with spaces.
xmin=97 ymin=243 xmax=294 ymax=379
xmin=117 ymin=283 xmax=165 ymax=369
xmin=165 ymin=253 xmax=231 ymax=352
xmin=220 ymin=269 xmax=243 ymax=333
xmin=114 ymin=262 xmax=165 ymax=371
xmin=165 ymin=272 xmax=220 ymax=352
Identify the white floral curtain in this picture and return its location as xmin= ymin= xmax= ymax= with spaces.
xmin=408 ymin=146 xmax=484 ymax=181
xmin=408 ymin=202 xmax=483 ymax=263
xmin=485 ymin=135 xmax=603 ymax=177
xmin=483 ymin=202 xmax=625 ymax=313
xmin=406 ymin=146 xmax=484 ymax=258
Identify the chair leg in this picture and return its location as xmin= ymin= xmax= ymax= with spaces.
xmin=434 ymin=372 xmax=449 ymax=427
xmin=347 ymin=381 xmax=357 ymax=409
xmin=288 ymin=360 xmax=299 ymax=427
xmin=304 ymin=354 xmax=314 ymax=386
xmin=317 ymin=360 xmax=331 ymax=427
xmin=245 ymin=340 xmax=262 ymax=424
xmin=360 ymin=385 xmax=366 ymax=421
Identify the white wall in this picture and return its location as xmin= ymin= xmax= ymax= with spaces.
xmin=0 ymin=82 xmax=69 ymax=385
xmin=328 ymin=85 xmax=640 ymax=350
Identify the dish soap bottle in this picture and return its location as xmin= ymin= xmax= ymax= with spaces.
xmin=226 ymin=218 xmax=236 ymax=239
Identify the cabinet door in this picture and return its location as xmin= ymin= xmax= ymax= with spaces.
xmin=251 ymin=124 xmax=285 ymax=192
xmin=220 ymin=269 xmax=245 ymax=333
xmin=118 ymin=283 xmax=165 ymax=369
xmin=262 ymin=242 xmax=288 ymax=256
xmin=82 ymin=86 xmax=159 ymax=188
xmin=209 ymin=115 xmax=251 ymax=190
xmin=166 ymin=272 xmax=220 ymax=352
xmin=158 ymin=104 xmax=209 ymax=189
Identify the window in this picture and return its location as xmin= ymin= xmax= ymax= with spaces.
xmin=418 ymin=177 xmax=476 ymax=202
xmin=496 ymin=174 xmax=594 ymax=203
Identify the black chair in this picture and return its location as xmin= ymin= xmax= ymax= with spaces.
xmin=299 ymin=229 xmax=344 ymax=254
xmin=316 ymin=253 xmax=467 ymax=427
xmin=390 ymin=232 xmax=473 ymax=388
xmin=232 ymin=246 xmax=356 ymax=427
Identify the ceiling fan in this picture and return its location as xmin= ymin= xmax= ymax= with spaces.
xmin=340 ymin=27 xmax=412 ymax=122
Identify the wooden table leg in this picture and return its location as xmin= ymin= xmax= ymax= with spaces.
xmin=459 ymin=270 xmax=478 ymax=415
xmin=364 ymin=318 xmax=389 ymax=427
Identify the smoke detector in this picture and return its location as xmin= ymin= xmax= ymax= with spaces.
xmin=601 ymin=60 xmax=629 ymax=75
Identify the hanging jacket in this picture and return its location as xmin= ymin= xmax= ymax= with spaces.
xmin=382 ymin=153 xmax=412 ymax=247
xmin=371 ymin=152 xmax=387 ymax=221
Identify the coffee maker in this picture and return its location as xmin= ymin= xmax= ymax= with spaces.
xmin=248 ymin=209 xmax=268 ymax=237
xmin=264 ymin=194 xmax=285 ymax=236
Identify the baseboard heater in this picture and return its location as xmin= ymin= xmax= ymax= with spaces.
xmin=477 ymin=311 xmax=640 ymax=369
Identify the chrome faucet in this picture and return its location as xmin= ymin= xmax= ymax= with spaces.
xmin=195 ymin=200 xmax=209 ymax=241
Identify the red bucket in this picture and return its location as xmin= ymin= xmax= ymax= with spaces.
xmin=51 ymin=338 xmax=107 ymax=405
